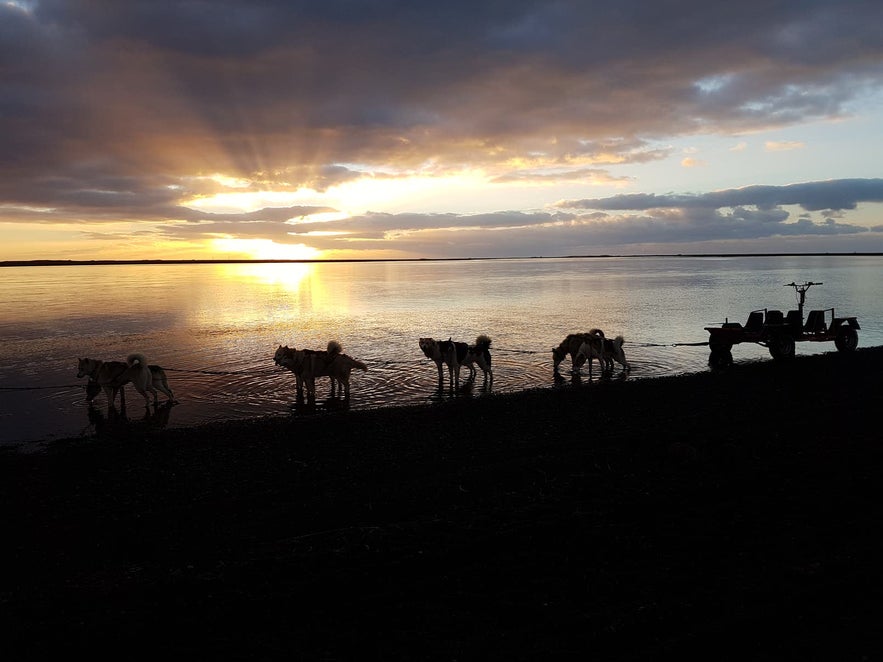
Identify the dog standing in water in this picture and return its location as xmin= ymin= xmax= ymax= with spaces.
xmin=77 ymin=353 xmax=173 ymax=408
xmin=84 ymin=363 xmax=176 ymax=406
xmin=274 ymin=341 xmax=368 ymax=400
xmin=419 ymin=337 xmax=470 ymax=387
xmin=596 ymin=335 xmax=631 ymax=372
xmin=553 ymin=329 xmax=605 ymax=376
xmin=577 ymin=334 xmax=630 ymax=374
xmin=462 ymin=335 xmax=493 ymax=384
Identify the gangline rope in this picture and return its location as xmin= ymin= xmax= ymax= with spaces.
xmin=0 ymin=339 xmax=712 ymax=393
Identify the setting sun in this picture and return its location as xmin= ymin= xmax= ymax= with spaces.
xmin=211 ymin=237 xmax=322 ymax=261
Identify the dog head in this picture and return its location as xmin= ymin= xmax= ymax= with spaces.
xmin=76 ymin=357 xmax=96 ymax=379
xmin=552 ymin=346 xmax=567 ymax=370
xmin=419 ymin=337 xmax=437 ymax=358
xmin=273 ymin=345 xmax=292 ymax=366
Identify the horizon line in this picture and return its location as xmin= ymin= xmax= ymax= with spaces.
xmin=2 ymin=252 xmax=882 ymax=267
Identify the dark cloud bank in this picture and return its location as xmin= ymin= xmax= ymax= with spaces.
xmin=2 ymin=1 xmax=882 ymax=256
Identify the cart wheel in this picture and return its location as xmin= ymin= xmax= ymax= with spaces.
xmin=768 ymin=334 xmax=795 ymax=361
xmin=708 ymin=344 xmax=733 ymax=368
xmin=834 ymin=327 xmax=858 ymax=352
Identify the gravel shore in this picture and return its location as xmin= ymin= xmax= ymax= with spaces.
xmin=3 ymin=348 xmax=882 ymax=659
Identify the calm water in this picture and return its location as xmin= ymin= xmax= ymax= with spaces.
xmin=1 ymin=255 xmax=881 ymax=446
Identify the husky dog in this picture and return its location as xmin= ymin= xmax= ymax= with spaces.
xmin=597 ymin=335 xmax=630 ymax=372
xmin=273 ymin=343 xmax=335 ymax=400
xmin=77 ymin=353 xmax=173 ymax=408
xmin=419 ymin=337 xmax=470 ymax=386
xmin=84 ymin=364 xmax=175 ymax=405
xmin=274 ymin=341 xmax=368 ymax=400
xmin=553 ymin=330 xmax=605 ymax=375
xmin=462 ymin=335 xmax=493 ymax=383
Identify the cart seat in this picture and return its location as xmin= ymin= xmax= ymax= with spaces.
xmin=804 ymin=310 xmax=827 ymax=334
xmin=785 ymin=310 xmax=801 ymax=329
xmin=745 ymin=311 xmax=764 ymax=332
xmin=765 ymin=309 xmax=784 ymax=325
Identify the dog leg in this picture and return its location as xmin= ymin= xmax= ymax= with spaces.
xmin=587 ymin=352 xmax=600 ymax=377
xmin=149 ymin=385 xmax=160 ymax=406
xmin=134 ymin=386 xmax=151 ymax=408
xmin=156 ymin=379 xmax=175 ymax=402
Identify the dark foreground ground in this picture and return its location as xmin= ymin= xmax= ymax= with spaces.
xmin=2 ymin=348 xmax=883 ymax=660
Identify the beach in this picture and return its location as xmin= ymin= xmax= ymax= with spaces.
xmin=2 ymin=348 xmax=882 ymax=659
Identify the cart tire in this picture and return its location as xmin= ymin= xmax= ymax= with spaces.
xmin=834 ymin=327 xmax=858 ymax=352
xmin=708 ymin=346 xmax=733 ymax=368
xmin=768 ymin=334 xmax=795 ymax=361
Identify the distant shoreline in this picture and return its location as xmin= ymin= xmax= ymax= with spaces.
xmin=3 ymin=252 xmax=882 ymax=267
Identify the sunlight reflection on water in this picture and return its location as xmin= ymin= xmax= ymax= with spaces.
xmin=1 ymin=256 xmax=881 ymax=445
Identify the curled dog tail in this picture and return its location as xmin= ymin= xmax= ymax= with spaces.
xmin=474 ymin=334 xmax=492 ymax=349
xmin=327 ymin=340 xmax=342 ymax=355
xmin=127 ymin=352 xmax=148 ymax=367
xmin=614 ymin=335 xmax=625 ymax=346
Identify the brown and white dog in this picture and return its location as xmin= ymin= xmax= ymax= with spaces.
xmin=553 ymin=329 xmax=605 ymax=375
xmin=419 ymin=337 xmax=470 ymax=387
xmin=595 ymin=335 xmax=630 ymax=372
xmin=274 ymin=341 xmax=368 ymax=400
xmin=77 ymin=353 xmax=174 ymax=408
xmin=462 ymin=335 xmax=493 ymax=384
xmin=84 ymin=363 xmax=176 ymax=406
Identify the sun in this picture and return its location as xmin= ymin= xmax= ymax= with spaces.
xmin=211 ymin=237 xmax=322 ymax=260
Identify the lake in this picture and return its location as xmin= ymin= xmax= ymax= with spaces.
xmin=1 ymin=255 xmax=881 ymax=446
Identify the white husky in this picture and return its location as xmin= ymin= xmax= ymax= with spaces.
xmin=274 ymin=341 xmax=368 ymax=400
xmin=462 ymin=335 xmax=493 ymax=384
xmin=578 ymin=334 xmax=630 ymax=373
xmin=77 ymin=353 xmax=172 ymax=408
xmin=553 ymin=329 xmax=605 ymax=376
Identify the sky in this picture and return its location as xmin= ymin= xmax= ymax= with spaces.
xmin=2 ymin=0 xmax=883 ymax=261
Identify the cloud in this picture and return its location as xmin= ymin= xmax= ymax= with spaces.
xmin=681 ymin=158 xmax=707 ymax=168
xmin=2 ymin=1 xmax=883 ymax=257
xmin=490 ymin=169 xmax=632 ymax=186
xmin=556 ymin=179 xmax=883 ymax=213
xmin=3 ymin=1 xmax=883 ymax=192
xmin=134 ymin=178 xmax=876 ymax=258
xmin=765 ymin=141 xmax=806 ymax=151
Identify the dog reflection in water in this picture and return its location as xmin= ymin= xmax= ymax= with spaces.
xmin=85 ymin=380 xmax=175 ymax=435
